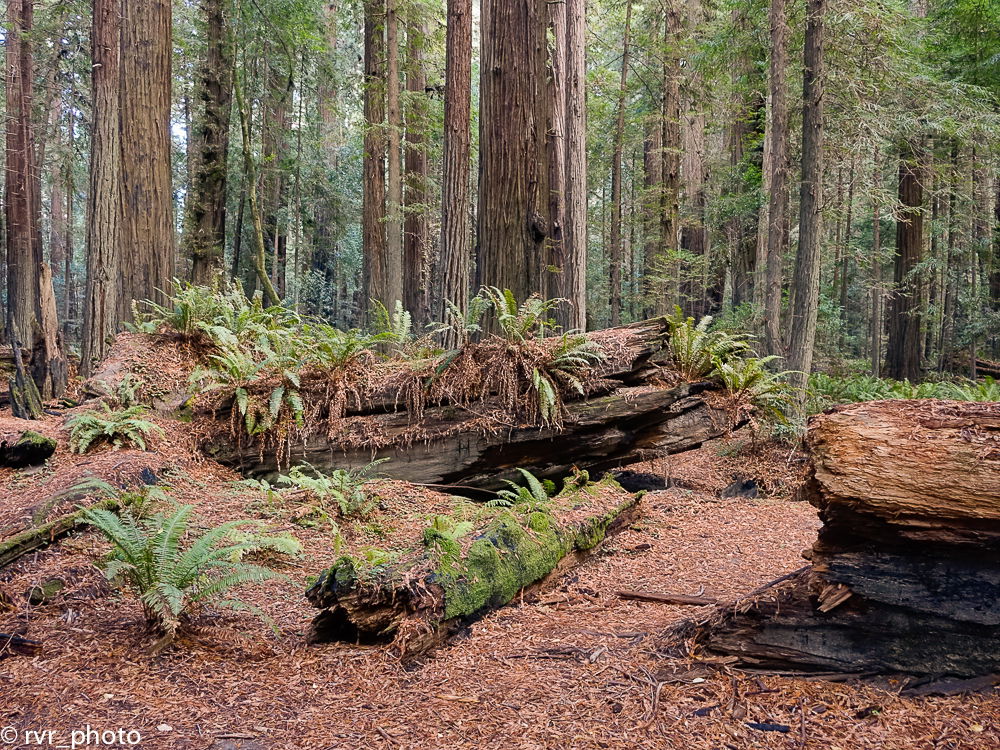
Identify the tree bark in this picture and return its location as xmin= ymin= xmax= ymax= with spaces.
xmin=119 ymin=0 xmax=174 ymax=316
xmin=785 ymin=0 xmax=825 ymax=396
xmin=560 ymin=0 xmax=588 ymax=330
xmin=477 ymin=0 xmax=549 ymax=302
xmin=403 ymin=16 xmax=431 ymax=325
xmin=755 ymin=0 xmax=790 ymax=358
xmin=609 ymin=1 xmax=633 ymax=327
xmin=678 ymin=400 xmax=1000 ymax=678
xmin=884 ymin=143 xmax=924 ymax=382
xmin=362 ymin=0 xmax=389 ymax=317
xmin=438 ymin=0 xmax=473 ymax=344
xmin=385 ymin=0 xmax=404 ymax=310
xmin=81 ymin=0 xmax=124 ymax=376
xmin=186 ymin=0 xmax=234 ymax=285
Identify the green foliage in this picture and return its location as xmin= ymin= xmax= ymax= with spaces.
xmin=713 ymin=356 xmax=797 ymax=423
xmin=79 ymin=504 xmax=296 ymax=644
xmin=276 ymin=459 xmax=388 ymax=518
xmin=806 ymin=373 xmax=1000 ymax=414
xmin=487 ymin=468 xmax=556 ymax=509
xmin=665 ymin=307 xmax=751 ymax=379
xmin=429 ymin=294 xmax=492 ymax=346
xmin=479 ymin=286 xmax=565 ymax=341
xmin=67 ymin=404 xmax=165 ymax=454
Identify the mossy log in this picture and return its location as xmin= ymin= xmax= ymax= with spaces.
xmin=0 ymin=497 xmax=123 ymax=570
xmin=0 ymin=430 xmax=57 ymax=469
xmin=211 ymin=381 xmax=737 ymax=488
xmin=674 ymin=400 xmax=1000 ymax=677
xmin=307 ymin=481 xmax=642 ymax=658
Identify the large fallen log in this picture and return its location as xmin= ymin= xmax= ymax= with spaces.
xmin=306 ymin=476 xmax=641 ymax=658
xmin=207 ymin=381 xmax=737 ymax=488
xmin=674 ymin=399 xmax=1000 ymax=677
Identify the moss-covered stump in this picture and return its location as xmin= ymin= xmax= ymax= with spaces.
xmin=0 ymin=430 xmax=56 ymax=469
xmin=306 ymin=477 xmax=642 ymax=657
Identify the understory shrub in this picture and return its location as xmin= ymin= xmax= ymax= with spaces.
xmin=67 ymin=404 xmax=165 ymax=454
xmin=80 ymin=503 xmax=300 ymax=650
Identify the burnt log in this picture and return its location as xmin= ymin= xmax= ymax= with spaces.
xmin=675 ymin=400 xmax=1000 ymax=677
xmin=208 ymin=381 xmax=737 ymax=489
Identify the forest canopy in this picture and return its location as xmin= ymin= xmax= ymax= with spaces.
xmin=2 ymin=0 xmax=1000 ymax=403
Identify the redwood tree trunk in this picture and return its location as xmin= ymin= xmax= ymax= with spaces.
xmin=362 ymin=0 xmax=389 ymax=317
xmin=186 ymin=0 xmax=234 ymax=285
xmin=403 ymin=17 xmax=431 ymax=325
xmin=609 ymin=1 xmax=633 ymax=327
xmin=478 ymin=0 xmax=549 ymax=302
xmin=385 ymin=0 xmax=404 ymax=310
xmin=785 ymin=0 xmax=825 ymax=395
xmin=119 ymin=0 xmax=174 ymax=316
xmin=884 ymin=144 xmax=924 ymax=382
xmin=438 ymin=0 xmax=473 ymax=344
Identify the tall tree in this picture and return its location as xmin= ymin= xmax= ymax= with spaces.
xmin=609 ymin=0 xmax=633 ymax=326
xmin=119 ymin=0 xmax=174 ymax=316
xmin=546 ymin=0 xmax=568 ymax=325
xmin=884 ymin=143 xmax=925 ymax=381
xmin=785 ymin=0 xmax=826 ymax=395
xmin=439 ymin=0 xmax=473 ymax=342
xmin=81 ymin=0 xmax=124 ymax=375
xmin=403 ymin=15 xmax=431 ymax=324
xmin=755 ymin=0 xmax=790 ymax=357
xmin=185 ymin=0 xmax=235 ymax=285
xmin=478 ymin=0 xmax=549 ymax=302
xmin=561 ymin=0 xmax=588 ymax=330
xmin=385 ymin=0 xmax=404 ymax=309
xmin=362 ymin=0 xmax=389 ymax=315
xmin=5 ymin=0 xmax=66 ymax=401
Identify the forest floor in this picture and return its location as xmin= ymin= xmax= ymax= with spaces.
xmin=1 ymin=410 xmax=998 ymax=750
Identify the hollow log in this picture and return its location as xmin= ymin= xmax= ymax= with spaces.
xmin=675 ymin=400 xmax=1000 ymax=677
xmin=208 ymin=381 xmax=737 ymax=488
xmin=307 ymin=479 xmax=642 ymax=658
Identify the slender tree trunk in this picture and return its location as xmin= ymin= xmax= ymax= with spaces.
xmin=756 ymin=0 xmax=790 ymax=357
xmin=439 ymin=0 xmax=473 ymax=343
xmin=884 ymin=143 xmax=924 ymax=382
xmin=385 ymin=0 xmax=404 ymax=310
xmin=642 ymin=100 xmax=663 ymax=319
xmin=314 ymin=1 xmax=341 ymax=320
xmin=870 ymin=197 xmax=883 ymax=376
xmin=119 ymin=0 xmax=174 ymax=316
xmin=546 ymin=0 xmax=569 ymax=326
xmin=785 ymin=0 xmax=826 ymax=396
xmin=186 ymin=0 xmax=234 ymax=285
xmin=362 ymin=0 xmax=389 ymax=316
xmin=609 ymin=0 xmax=633 ymax=326
xmin=655 ymin=1 xmax=682 ymax=315
xmin=81 ymin=0 xmax=123 ymax=376
xmin=840 ymin=158 xmax=855 ymax=332
xmin=561 ymin=0 xmax=587 ymax=330
xmin=477 ymin=0 xmax=549 ymax=302
xmin=63 ymin=112 xmax=75 ymax=338
xmin=403 ymin=17 xmax=431 ymax=325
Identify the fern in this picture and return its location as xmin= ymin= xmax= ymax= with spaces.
xmin=479 ymin=286 xmax=565 ymax=341
xmin=276 ymin=459 xmax=388 ymax=518
xmin=713 ymin=356 xmax=797 ymax=423
xmin=67 ymin=404 xmax=165 ymax=454
xmin=488 ymin=468 xmax=554 ymax=509
xmin=665 ymin=306 xmax=751 ymax=379
xmin=80 ymin=504 xmax=297 ymax=648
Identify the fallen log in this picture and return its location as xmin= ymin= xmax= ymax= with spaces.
xmin=307 ymin=477 xmax=642 ymax=658
xmin=209 ymin=381 xmax=737 ymax=488
xmin=674 ymin=400 xmax=1000 ymax=677
xmin=0 ymin=430 xmax=57 ymax=469
xmin=948 ymin=354 xmax=1000 ymax=379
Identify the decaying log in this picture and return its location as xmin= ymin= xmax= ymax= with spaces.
xmin=675 ymin=400 xmax=1000 ymax=677
xmin=0 ymin=430 xmax=56 ymax=469
xmin=617 ymin=590 xmax=717 ymax=606
xmin=307 ymin=480 xmax=642 ymax=658
xmin=0 ymin=632 xmax=42 ymax=658
xmin=210 ymin=381 xmax=737 ymax=488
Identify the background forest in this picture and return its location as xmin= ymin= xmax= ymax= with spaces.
xmin=3 ymin=0 xmax=1000 ymax=415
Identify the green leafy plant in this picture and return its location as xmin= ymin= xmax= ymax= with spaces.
xmin=79 ymin=504 xmax=297 ymax=650
xmin=665 ymin=306 xmax=751 ymax=379
xmin=479 ymin=286 xmax=564 ymax=341
xmin=67 ymin=404 xmax=165 ymax=454
xmin=276 ymin=459 xmax=388 ymax=518
xmin=429 ymin=295 xmax=493 ymax=346
xmin=487 ymin=468 xmax=556 ymax=509
xmin=713 ymin=356 xmax=797 ymax=423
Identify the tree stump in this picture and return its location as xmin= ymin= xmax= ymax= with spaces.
xmin=675 ymin=400 xmax=1000 ymax=677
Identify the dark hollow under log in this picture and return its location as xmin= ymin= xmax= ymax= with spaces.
xmin=207 ymin=381 xmax=738 ymax=489
xmin=672 ymin=400 xmax=1000 ymax=678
